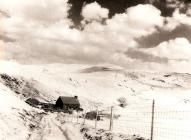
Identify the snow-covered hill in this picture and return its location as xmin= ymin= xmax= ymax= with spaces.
xmin=0 ymin=61 xmax=191 ymax=140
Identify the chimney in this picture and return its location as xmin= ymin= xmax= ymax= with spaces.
xmin=74 ymin=96 xmax=78 ymax=99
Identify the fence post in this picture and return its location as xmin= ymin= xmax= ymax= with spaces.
xmin=109 ymin=106 xmax=113 ymax=131
xmin=76 ymin=111 xmax=79 ymax=124
xmin=83 ymin=111 xmax=86 ymax=125
xmin=95 ymin=106 xmax=99 ymax=131
xmin=151 ymin=100 xmax=155 ymax=140
xmin=72 ymin=113 xmax=74 ymax=123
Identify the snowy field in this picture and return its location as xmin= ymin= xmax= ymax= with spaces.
xmin=0 ymin=61 xmax=191 ymax=139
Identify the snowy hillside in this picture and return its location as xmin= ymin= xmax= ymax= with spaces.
xmin=1 ymin=61 xmax=191 ymax=107
xmin=0 ymin=61 xmax=191 ymax=140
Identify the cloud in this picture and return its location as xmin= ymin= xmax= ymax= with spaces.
xmin=81 ymin=2 xmax=109 ymax=22
xmin=121 ymin=37 xmax=191 ymax=72
xmin=136 ymin=8 xmax=191 ymax=49
xmin=0 ymin=0 xmax=71 ymax=24
xmin=0 ymin=0 xmax=72 ymax=40
xmin=128 ymin=37 xmax=191 ymax=72
xmin=172 ymin=9 xmax=191 ymax=25
xmin=0 ymin=34 xmax=15 ymax=42
xmin=106 ymin=4 xmax=164 ymax=38
xmin=81 ymin=4 xmax=164 ymax=53
xmin=125 ymin=48 xmax=168 ymax=63
xmin=0 ymin=2 xmax=165 ymax=65
xmin=147 ymin=38 xmax=191 ymax=60
xmin=136 ymin=24 xmax=191 ymax=48
xmin=1 ymin=0 xmax=191 ymax=72
xmin=68 ymin=0 xmax=190 ymax=26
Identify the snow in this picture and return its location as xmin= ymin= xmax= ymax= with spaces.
xmin=0 ymin=83 xmax=31 ymax=139
xmin=0 ymin=60 xmax=191 ymax=139
xmin=29 ymin=113 xmax=83 ymax=140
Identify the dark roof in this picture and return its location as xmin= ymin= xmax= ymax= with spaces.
xmin=58 ymin=96 xmax=80 ymax=105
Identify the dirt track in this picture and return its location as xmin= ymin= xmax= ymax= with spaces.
xmin=28 ymin=113 xmax=82 ymax=140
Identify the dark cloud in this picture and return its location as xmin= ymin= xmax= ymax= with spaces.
xmin=0 ymin=9 xmax=10 ymax=17
xmin=136 ymin=24 xmax=191 ymax=48
xmin=0 ymin=34 xmax=15 ymax=42
xmin=125 ymin=49 xmax=168 ymax=63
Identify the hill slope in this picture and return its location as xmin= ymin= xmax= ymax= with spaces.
xmin=0 ymin=61 xmax=191 ymax=139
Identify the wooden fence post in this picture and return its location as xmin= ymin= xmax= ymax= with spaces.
xmin=76 ymin=111 xmax=79 ymax=124
xmin=83 ymin=111 xmax=86 ymax=125
xmin=109 ymin=106 xmax=113 ymax=131
xmin=72 ymin=113 xmax=74 ymax=123
xmin=95 ymin=106 xmax=98 ymax=131
xmin=151 ymin=100 xmax=155 ymax=140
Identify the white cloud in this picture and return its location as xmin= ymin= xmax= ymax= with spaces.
xmin=0 ymin=0 xmax=72 ymax=39
xmin=81 ymin=2 xmax=109 ymax=22
xmin=106 ymin=4 xmax=164 ymax=38
xmin=1 ymin=2 xmax=165 ymax=65
xmin=82 ymin=4 xmax=164 ymax=53
xmin=126 ymin=4 xmax=164 ymax=29
xmin=2 ymin=1 xmax=191 ymax=72
xmin=0 ymin=0 xmax=70 ymax=24
xmin=147 ymin=38 xmax=191 ymax=60
xmin=172 ymin=9 xmax=191 ymax=25
xmin=163 ymin=9 xmax=191 ymax=31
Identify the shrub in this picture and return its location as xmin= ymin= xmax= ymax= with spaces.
xmin=117 ymin=97 xmax=128 ymax=108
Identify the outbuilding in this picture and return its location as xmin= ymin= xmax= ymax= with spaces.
xmin=55 ymin=96 xmax=80 ymax=110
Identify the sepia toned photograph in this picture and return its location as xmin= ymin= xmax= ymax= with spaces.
xmin=0 ymin=0 xmax=191 ymax=140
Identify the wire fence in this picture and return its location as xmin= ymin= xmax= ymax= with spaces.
xmin=60 ymin=100 xmax=191 ymax=140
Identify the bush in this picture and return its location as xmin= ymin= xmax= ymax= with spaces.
xmin=117 ymin=97 xmax=127 ymax=108
xmin=85 ymin=111 xmax=100 ymax=120
xmin=25 ymin=98 xmax=40 ymax=107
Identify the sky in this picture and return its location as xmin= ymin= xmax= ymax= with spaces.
xmin=0 ymin=0 xmax=191 ymax=72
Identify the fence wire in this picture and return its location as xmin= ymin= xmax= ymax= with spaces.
xmin=59 ymin=100 xmax=191 ymax=140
